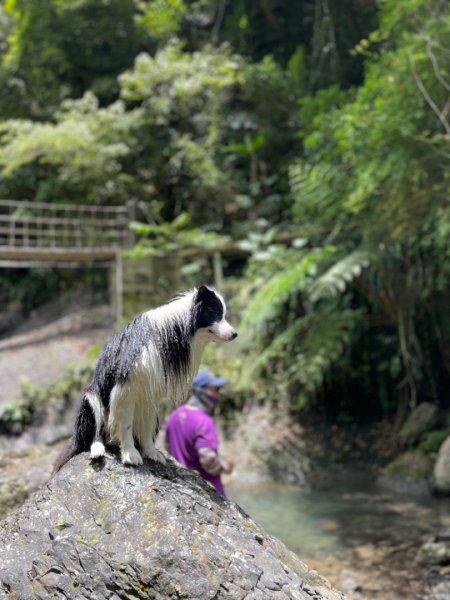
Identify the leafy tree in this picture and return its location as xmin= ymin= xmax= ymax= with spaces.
xmin=215 ymin=0 xmax=378 ymax=90
xmin=0 ymin=93 xmax=137 ymax=202
xmin=240 ymin=0 xmax=450 ymax=418
xmin=136 ymin=0 xmax=187 ymax=45
xmin=0 ymin=0 xmax=447 ymax=431
xmin=0 ymin=41 xmax=298 ymax=233
xmin=0 ymin=0 xmax=140 ymax=118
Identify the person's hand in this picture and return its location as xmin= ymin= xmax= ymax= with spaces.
xmin=221 ymin=460 xmax=234 ymax=474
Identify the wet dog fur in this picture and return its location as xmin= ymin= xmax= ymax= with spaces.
xmin=53 ymin=285 xmax=237 ymax=472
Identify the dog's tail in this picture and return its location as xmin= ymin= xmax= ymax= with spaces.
xmin=52 ymin=392 xmax=98 ymax=474
xmin=52 ymin=437 xmax=79 ymax=474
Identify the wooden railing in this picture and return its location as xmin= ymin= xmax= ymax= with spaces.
xmin=0 ymin=200 xmax=130 ymax=250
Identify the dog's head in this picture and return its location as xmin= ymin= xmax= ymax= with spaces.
xmin=194 ymin=285 xmax=237 ymax=343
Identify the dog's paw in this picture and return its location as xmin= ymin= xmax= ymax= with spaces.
xmin=90 ymin=441 xmax=106 ymax=460
xmin=121 ymin=447 xmax=143 ymax=466
xmin=143 ymin=446 xmax=167 ymax=464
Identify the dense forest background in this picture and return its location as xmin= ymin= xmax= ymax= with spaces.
xmin=0 ymin=0 xmax=448 ymax=428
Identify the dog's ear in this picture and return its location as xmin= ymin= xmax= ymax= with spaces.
xmin=196 ymin=284 xmax=215 ymax=299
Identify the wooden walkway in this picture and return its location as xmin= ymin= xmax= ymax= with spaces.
xmin=0 ymin=199 xmax=131 ymax=320
xmin=0 ymin=199 xmax=130 ymax=260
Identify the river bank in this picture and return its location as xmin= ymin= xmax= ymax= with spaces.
xmin=217 ymin=400 xmax=450 ymax=600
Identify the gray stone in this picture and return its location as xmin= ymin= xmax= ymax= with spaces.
xmin=399 ymin=402 xmax=438 ymax=447
xmin=376 ymin=449 xmax=433 ymax=499
xmin=434 ymin=436 xmax=450 ymax=494
xmin=0 ymin=452 xmax=345 ymax=600
xmin=417 ymin=539 xmax=450 ymax=565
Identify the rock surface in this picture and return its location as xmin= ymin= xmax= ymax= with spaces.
xmin=376 ymin=448 xmax=433 ymax=499
xmin=0 ymin=452 xmax=345 ymax=600
xmin=220 ymin=402 xmax=310 ymax=487
xmin=433 ymin=436 xmax=450 ymax=494
xmin=0 ymin=444 xmax=59 ymax=520
xmin=398 ymin=402 xmax=438 ymax=447
xmin=417 ymin=529 xmax=450 ymax=600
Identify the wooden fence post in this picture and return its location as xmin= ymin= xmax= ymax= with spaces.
xmin=109 ymin=250 xmax=123 ymax=324
xmin=213 ymin=251 xmax=224 ymax=289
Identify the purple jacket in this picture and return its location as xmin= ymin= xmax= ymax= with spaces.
xmin=165 ymin=404 xmax=225 ymax=495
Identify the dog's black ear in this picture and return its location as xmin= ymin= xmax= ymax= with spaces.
xmin=196 ymin=284 xmax=215 ymax=298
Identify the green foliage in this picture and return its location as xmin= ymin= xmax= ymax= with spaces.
xmin=127 ymin=212 xmax=229 ymax=257
xmin=1 ymin=268 xmax=62 ymax=311
xmin=51 ymin=364 xmax=93 ymax=399
xmin=419 ymin=430 xmax=449 ymax=455
xmin=0 ymin=39 xmax=297 ymax=233
xmin=0 ymin=0 xmax=448 ymax=427
xmin=219 ymin=0 xmax=377 ymax=88
xmin=308 ymin=252 xmax=371 ymax=302
xmin=0 ymin=377 xmax=46 ymax=433
xmin=0 ymin=400 xmax=32 ymax=431
xmin=241 ymin=246 xmax=334 ymax=329
xmin=0 ymin=93 xmax=134 ymax=202
xmin=293 ymin=0 xmax=450 ymax=409
xmin=135 ymin=0 xmax=186 ymax=44
xmin=0 ymin=364 xmax=93 ymax=434
xmin=238 ymin=0 xmax=450 ymax=416
xmin=0 ymin=0 xmax=140 ymax=117
xmin=239 ymin=245 xmax=365 ymax=407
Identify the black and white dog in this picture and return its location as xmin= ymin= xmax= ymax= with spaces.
xmin=54 ymin=285 xmax=237 ymax=472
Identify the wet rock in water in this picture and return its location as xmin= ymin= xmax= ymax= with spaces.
xmin=376 ymin=448 xmax=433 ymax=499
xmin=433 ymin=436 xmax=450 ymax=494
xmin=418 ymin=530 xmax=450 ymax=600
xmin=0 ymin=452 xmax=345 ymax=600
xmin=418 ymin=529 xmax=450 ymax=565
xmin=422 ymin=580 xmax=450 ymax=600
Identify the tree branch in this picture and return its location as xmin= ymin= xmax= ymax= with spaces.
xmin=211 ymin=0 xmax=226 ymax=44
xmin=426 ymin=40 xmax=450 ymax=92
xmin=408 ymin=53 xmax=450 ymax=137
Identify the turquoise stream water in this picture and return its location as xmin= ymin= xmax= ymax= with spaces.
xmin=229 ymin=481 xmax=448 ymax=559
xmin=227 ymin=481 xmax=450 ymax=598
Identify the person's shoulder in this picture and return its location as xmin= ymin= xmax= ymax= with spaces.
xmin=167 ymin=404 xmax=188 ymax=419
xmin=195 ymin=410 xmax=215 ymax=427
xmin=197 ymin=408 xmax=213 ymax=419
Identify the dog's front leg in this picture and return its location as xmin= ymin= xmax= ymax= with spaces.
xmin=120 ymin=423 xmax=143 ymax=466
xmin=140 ymin=412 xmax=167 ymax=464
xmin=110 ymin=386 xmax=143 ymax=466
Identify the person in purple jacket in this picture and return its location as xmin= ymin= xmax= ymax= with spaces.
xmin=165 ymin=370 xmax=233 ymax=496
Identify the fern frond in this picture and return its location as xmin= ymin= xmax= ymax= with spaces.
xmin=239 ymin=313 xmax=316 ymax=388
xmin=295 ymin=306 xmax=361 ymax=392
xmin=289 ymin=162 xmax=339 ymax=217
xmin=308 ymin=251 xmax=371 ymax=302
xmin=240 ymin=303 xmax=363 ymax=400
xmin=241 ymin=247 xmax=334 ymax=328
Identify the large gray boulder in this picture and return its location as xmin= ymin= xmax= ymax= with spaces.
xmin=434 ymin=436 xmax=450 ymax=494
xmin=376 ymin=448 xmax=433 ymax=499
xmin=0 ymin=452 xmax=345 ymax=600
xmin=399 ymin=402 xmax=438 ymax=447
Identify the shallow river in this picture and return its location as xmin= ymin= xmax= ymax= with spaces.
xmin=228 ymin=482 xmax=450 ymax=600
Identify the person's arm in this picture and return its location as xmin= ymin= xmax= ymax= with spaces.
xmin=198 ymin=448 xmax=234 ymax=475
xmin=198 ymin=447 xmax=222 ymax=475
xmin=195 ymin=417 xmax=233 ymax=475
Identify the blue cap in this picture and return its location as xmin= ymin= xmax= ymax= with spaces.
xmin=192 ymin=370 xmax=228 ymax=389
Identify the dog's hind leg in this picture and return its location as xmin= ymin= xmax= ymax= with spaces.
xmin=86 ymin=392 xmax=106 ymax=460
xmin=109 ymin=384 xmax=143 ymax=466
